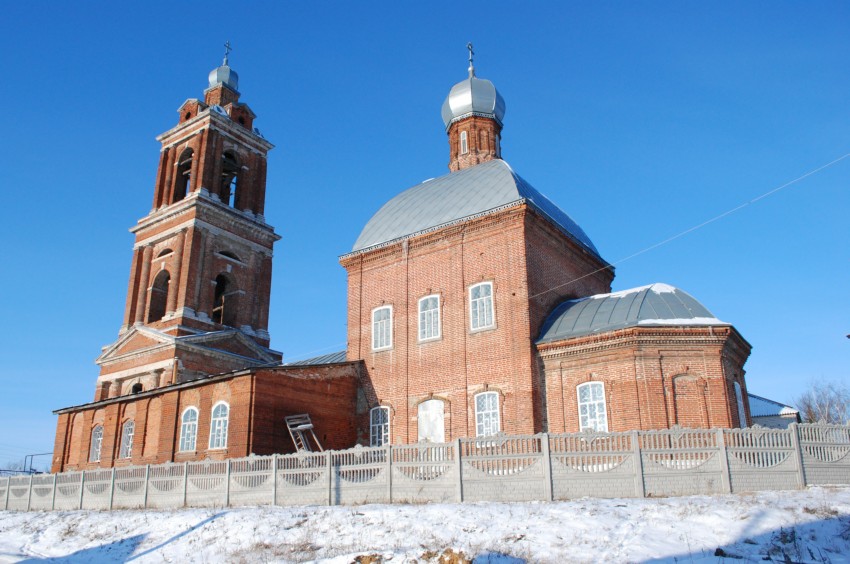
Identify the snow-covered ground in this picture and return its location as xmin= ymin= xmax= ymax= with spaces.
xmin=0 ymin=486 xmax=848 ymax=563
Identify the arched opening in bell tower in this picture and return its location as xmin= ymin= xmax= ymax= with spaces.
xmin=211 ymin=273 xmax=239 ymax=327
xmin=221 ymin=151 xmax=240 ymax=208
xmin=147 ymin=270 xmax=171 ymax=323
xmin=175 ymin=149 xmax=194 ymax=202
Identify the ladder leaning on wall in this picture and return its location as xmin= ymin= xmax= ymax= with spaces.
xmin=284 ymin=414 xmax=323 ymax=452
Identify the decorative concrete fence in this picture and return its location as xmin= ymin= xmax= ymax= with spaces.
xmin=3 ymin=423 xmax=848 ymax=512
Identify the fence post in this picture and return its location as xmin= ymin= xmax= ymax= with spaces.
xmin=789 ymin=423 xmax=806 ymax=489
xmin=223 ymin=460 xmax=231 ymax=507
xmin=78 ymin=472 xmax=85 ymax=510
xmin=540 ymin=433 xmax=553 ymax=501
xmin=631 ymin=430 xmax=645 ymax=498
xmin=454 ymin=438 xmax=463 ymax=503
xmin=386 ymin=445 xmax=393 ymax=503
xmin=182 ymin=462 xmax=189 ymax=507
xmin=26 ymin=474 xmax=34 ymax=512
xmin=51 ymin=473 xmax=57 ymax=510
xmin=271 ymin=454 xmax=278 ymax=506
xmin=3 ymin=477 xmax=9 ymax=510
xmin=108 ymin=467 xmax=116 ymax=510
xmin=326 ymin=451 xmax=333 ymax=506
xmin=143 ymin=465 xmax=150 ymax=509
xmin=716 ymin=428 xmax=732 ymax=493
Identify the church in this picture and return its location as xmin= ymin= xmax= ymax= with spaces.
xmin=50 ymin=50 xmax=752 ymax=473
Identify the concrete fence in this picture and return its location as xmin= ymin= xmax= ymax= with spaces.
xmin=3 ymin=423 xmax=849 ymax=512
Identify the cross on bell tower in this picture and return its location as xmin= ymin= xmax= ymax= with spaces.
xmin=94 ymin=50 xmax=281 ymax=402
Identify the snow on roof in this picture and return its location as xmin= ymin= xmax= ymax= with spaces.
xmin=747 ymin=393 xmax=800 ymax=418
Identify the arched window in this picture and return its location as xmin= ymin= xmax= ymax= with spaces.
xmin=179 ymin=407 xmax=198 ymax=451
xmin=372 ymin=306 xmax=392 ymax=351
xmin=475 ymin=392 xmax=500 ymax=437
xmin=469 ymin=282 xmax=494 ymax=331
xmin=131 ymin=383 xmax=143 ymax=394
xmin=417 ymin=399 xmax=445 ymax=443
xmin=370 ymin=406 xmax=390 ymax=446
xmin=734 ymin=381 xmax=748 ymax=428
xmin=89 ymin=425 xmax=103 ymax=462
xmin=418 ymin=295 xmax=440 ymax=341
xmin=577 ymin=382 xmax=608 ymax=432
xmin=459 ymin=131 xmax=469 ymax=155
xmin=147 ymin=270 xmax=170 ymax=323
xmin=119 ymin=420 xmax=135 ymax=459
xmin=175 ymin=148 xmax=193 ymax=202
xmin=221 ymin=151 xmax=240 ymax=208
xmin=209 ymin=402 xmax=229 ymax=449
xmin=211 ymin=274 xmax=238 ymax=327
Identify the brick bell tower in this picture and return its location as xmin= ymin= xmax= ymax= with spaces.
xmin=94 ymin=47 xmax=281 ymax=401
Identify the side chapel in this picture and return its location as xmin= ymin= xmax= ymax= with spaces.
xmin=51 ymin=49 xmax=752 ymax=473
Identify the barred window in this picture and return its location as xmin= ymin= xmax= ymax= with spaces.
xmin=460 ymin=131 xmax=469 ymax=155
xmin=118 ymin=420 xmax=135 ymax=459
xmin=475 ymin=392 xmax=500 ymax=437
xmin=577 ymin=382 xmax=608 ymax=432
xmin=89 ymin=425 xmax=103 ymax=463
xmin=370 ymin=406 xmax=390 ymax=446
xmin=372 ymin=306 xmax=393 ymax=350
xmin=179 ymin=407 xmax=199 ymax=451
xmin=469 ymin=282 xmax=494 ymax=331
xmin=418 ymin=295 xmax=441 ymax=341
xmin=208 ymin=402 xmax=229 ymax=450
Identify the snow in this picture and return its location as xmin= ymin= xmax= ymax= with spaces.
xmin=637 ymin=317 xmax=725 ymax=326
xmin=1 ymin=487 xmax=848 ymax=563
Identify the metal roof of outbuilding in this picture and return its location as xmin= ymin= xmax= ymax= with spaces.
xmin=284 ymin=350 xmax=348 ymax=366
xmin=537 ymin=283 xmax=728 ymax=343
xmin=350 ymin=159 xmax=602 ymax=259
xmin=747 ymin=393 xmax=800 ymax=418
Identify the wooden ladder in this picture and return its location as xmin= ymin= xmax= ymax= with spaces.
xmin=284 ymin=414 xmax=323 ymax=452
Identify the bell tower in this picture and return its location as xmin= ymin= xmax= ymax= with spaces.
xmin=95 ymin=47 xmax=281 ymax=401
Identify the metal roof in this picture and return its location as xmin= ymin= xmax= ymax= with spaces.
xmin=537 ymin=283 xmax=728 ymax=343
xmin=350 ymin=159 xmax=602 ymax=259
xmin=284 ymin=350 xmax=348 ymax=366
xmin=441 ymin=75 xmax=506 ymax=129
xmin=747 ymin=393 xmax=800 ymax=418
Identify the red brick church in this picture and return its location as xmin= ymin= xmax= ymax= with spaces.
xmin=51 ymin=51 xmax=752 ymax=473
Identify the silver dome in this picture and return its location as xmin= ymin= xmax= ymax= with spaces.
xmin=441 ymin=75 xmax=506 ymax=130
xmin=208 ymin=63 xmax=239 ymax=91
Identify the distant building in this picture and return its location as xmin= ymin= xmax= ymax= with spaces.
xmin=52 ymin=51 xmax=756 ymax=473
xmin=747 ymin=393 xmax=801 ymax=429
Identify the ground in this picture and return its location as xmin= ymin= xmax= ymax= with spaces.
xmin=0 ymin=486 xmax=848 ymax=563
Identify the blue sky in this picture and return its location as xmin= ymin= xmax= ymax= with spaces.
xmin=1 ymin=2 xmax=847 ymax=469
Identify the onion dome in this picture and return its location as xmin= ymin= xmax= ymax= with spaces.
xmin=440 ymin=44 xmax=505 ymax=130
xmin=208 ymin=44 xmax=239 ymax=91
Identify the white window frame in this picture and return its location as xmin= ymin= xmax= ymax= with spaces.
xmin=208 ymin=401 xmax=229 ymax=450
xmin=417 ymin=399 xmax=446 ymax=443
xmin=475 ymin=392 xmax=500 ymax=437
xmin=372 ymin=306 xmax=393 ymax=351
xmin=469 ymin=282 xmax=495 ymax=331
xmin=734 ymin=381 xmax=748 ymax=428
xmin=577 ymin=382 xmax=608 ymax=432
xmin=179 ymin=407 xmax=199 ymax=452
xmin=418 ymin=295 xmax=441 ymax=342
xmin=118 ymin=420 xmax=135 ymax=459
xmin=89 ymin=425 xmax=103 ymax=463
xmin=460 ymin=130 xmax=469 ymax=155
xmin=370 ymin=406 xmax=390 ymax=447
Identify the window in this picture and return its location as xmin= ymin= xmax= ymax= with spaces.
xmin=131 ymin=383 xmax=143 ymax=394
xmin=418 ymin=399 xmax=445 ymax=443
xmin=460 ymin=131 xmax=469 ymax=155
xmin=89 ymin=425 xmax=103 ymax=462
xmin=209 ymin=402 xmax=229 ymax=449
xmin=175 ymin=148 xmax=193 ymax=202
xmin=418 ymin=295 xmax=440 ymax=341
xmin=734 ymin=381 xmax=748 ymax=428
xmin=469 ymin=282 xmax=494 ymax=331
xmin=211 ymin=274 xmax=238 ymax=326
xmin=577 ymin=382 xmax=608 ymax=432
xmin=119 ymin=421 xmax=135 ymax=459
xmin=147 ymin=270 xmax=170 ymax=323
xmin=370 ymin=406 xmax=390 ymax=446
xmin=179 ymin=407 xmax=198 ymax=451
xmin=475 ymin=392 xmax=500 ymax=437
xmin=221 ymin=151 xmax=240 ymax=208
xmin=372 ymin=306 xmax=392 ymax=350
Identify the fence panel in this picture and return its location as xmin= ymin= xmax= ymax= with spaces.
xmin=29 ymin=475 xmax=56 ymax=510
xmin=0 ymin=477 xmax=7 ymax=510
xmin=185 ymin=460 xmax=227 ymax=507
xmin=229 ymin=457 xmax=274 ymax=507
xmin=112 ymin=466 xmax=147 ymax=509
xmin=81 ymin=469 xmax=112 ymax=510
xmin=53 ymin=472 xmax=83 ymax=510
xmin=461 ymin=435 xmax=546 ymax=502
xmin=331 ymin=447 xmax=389 ymax=505
xmin=276 ymin=451 xmax=328 ymax=506
xmin=550 ymin=431 xmax=637 ymax=499
xmin=798 ymin=424 xmax=850 ymax=486
xmin=146 ymin=463 xmax=186 ymax=509
xmin=640 ymin=428 xmax=724 ymax=496
xmin=392 ymin=443 xmax=457 ymax=503
xmin=6 ymin=476 xmax=32 ymax=511
xmin=725 ymin=427 xmax=798 ymax=492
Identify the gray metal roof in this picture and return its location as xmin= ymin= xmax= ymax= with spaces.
xmin=537 ymin=283 xmax=728 ymax=343
xmin=350 ymin=159 xmax=602 ymax=259
xmin=208 ymin=63 xmax=238 ymax=91
xmin=747 ymin=393 xmax=800 ymax=418
xmin=441 ymin=75 xmax=506 ymax=129
xmin=285 ymin=350 xmax=348 ymax=366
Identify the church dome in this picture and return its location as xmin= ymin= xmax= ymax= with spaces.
xmin=350 ymin=159 xmax=601 ymax=258
xmin=537 ymin=283 xmax=728 ymax=343
xmin=441 ymin=74 xmax=506 ymax=130
xmin=209 ymin=60 xmax=239 ymax=91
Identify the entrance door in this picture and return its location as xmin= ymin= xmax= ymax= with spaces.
xmin=417 ymin=399 xmax=445 ymax=443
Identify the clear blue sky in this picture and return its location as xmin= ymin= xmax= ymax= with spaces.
xmin=1 ymin=2 xmax=847 ymax=469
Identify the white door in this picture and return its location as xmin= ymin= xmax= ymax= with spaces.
xmin=417 ymin=399 xmax=445 ymax=443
